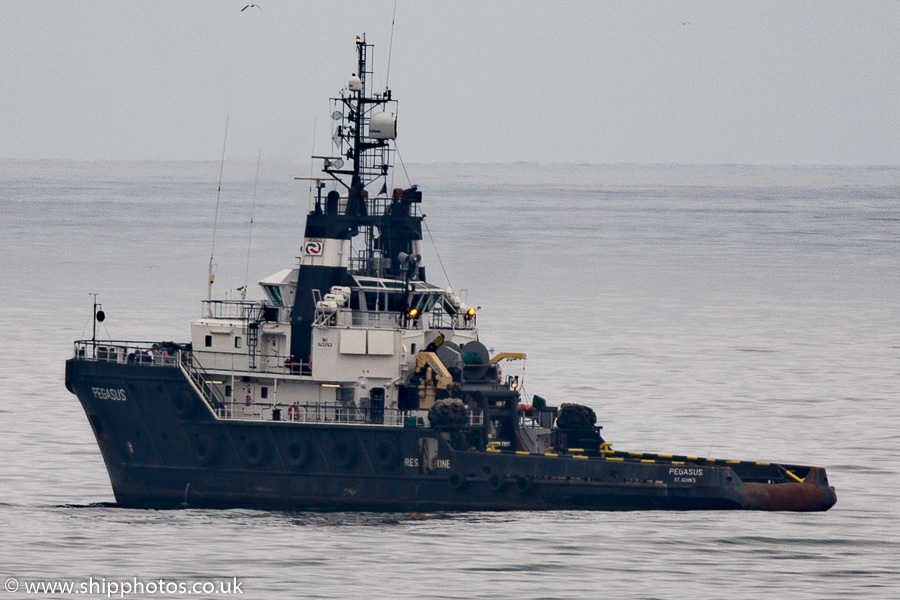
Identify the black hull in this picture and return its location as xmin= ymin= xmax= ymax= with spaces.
xmin=65 ymin=359 xmax=836 ymax=512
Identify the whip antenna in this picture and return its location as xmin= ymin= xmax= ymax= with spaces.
xmin=241 ymin=148 xmax=261 ymax=301
xmin=308 ymin=116 xmax=317 ymax=211
xmin=208 ymin=115 xmax=229 ymax=309
xmin=384 ymin=0 xmax=398 ymax=89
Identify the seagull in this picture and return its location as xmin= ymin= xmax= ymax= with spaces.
xmin=241 ymin=4 xmax=262 ymax=11
xmin=680 ymin=21 xmax=691 ymax=25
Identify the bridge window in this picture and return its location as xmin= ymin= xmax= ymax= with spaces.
xmin=262 ymin=284 xmax=284 ymax=307
xmin=387 ymin=293 xmax=407 ymax=312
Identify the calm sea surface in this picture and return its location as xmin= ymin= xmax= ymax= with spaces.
xmin=1 ymin=160 xmax=898 ymax=599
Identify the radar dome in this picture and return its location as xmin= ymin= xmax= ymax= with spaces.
xmin=368 ymin=112 xmax=396 ymax=140
xmin=348 ymin=75 xmax=362 ymax=91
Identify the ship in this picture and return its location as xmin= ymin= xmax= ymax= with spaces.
xmin=65 ymin=36 xmax=836 ymax=512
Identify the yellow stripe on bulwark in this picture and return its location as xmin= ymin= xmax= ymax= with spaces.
xmin=671 ymin=461 xmax=685 ymax=465
xmin=755 ymin=461 xmax=770 ymax=466
xmin=607 ymin=457 xmax=624 ymax=462
xmin=516 ymin=451 xmax=529 ymax=456
xmin=544 ymin=452 xmax=558 ymax=457
xmin=628 ymin=452 xmax=643 ymax=457
xmin=658 ymin=454 xmax=673 ymax=459
xmin=686 ymin=456 xmax=698 ymax=461
xmin=641 ymin=459 xmax=655 ymax=464
xmin=726 ymin=460 xmax=740 ymax=464
xmin=574 ymin=455 xmax=588 ymax=460
xmin=568 ymin=448 xmax=585 ymax=453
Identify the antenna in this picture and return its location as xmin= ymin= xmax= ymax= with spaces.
xmin=241 ymin=148 xmax=261 ymax=301
xmin=308 ymin=115 xmax=317 ymax=212
xmin=385 ymin=0 xmax=398 ymax=90
xmin=208 ymin=115 xmax=229 ymax=309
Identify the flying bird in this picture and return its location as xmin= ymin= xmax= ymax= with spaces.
xmin=241 ymin=4 xmax=262 ymax=11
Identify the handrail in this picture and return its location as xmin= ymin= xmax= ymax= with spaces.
xmin=190 ymin=349 xmax=311 ymax=376
xmin=72 ymin=340 xmax=183 ymax=366
xmin=230 ymin=400 xmax=427 ymax=428
xmin=179 ymin=353 xmax=226 ymax=410
xmin=73 ymin=340 xmax=314 ymax=377
xmin=201 ymin=299 xmax=264 ymax=320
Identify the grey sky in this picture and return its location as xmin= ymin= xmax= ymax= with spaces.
xmin=2 ymin=1 xmax=898 ymax=164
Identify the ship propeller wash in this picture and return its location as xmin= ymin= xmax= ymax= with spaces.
xmin=66 ymin=36 xmax=836 ymax=511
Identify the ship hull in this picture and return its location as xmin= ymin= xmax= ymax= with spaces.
xmin=65 ymin=359 xmax=836 ymax=512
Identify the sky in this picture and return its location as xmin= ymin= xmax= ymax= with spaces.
xmin=1 ymin=1 xmax=898 ymax=165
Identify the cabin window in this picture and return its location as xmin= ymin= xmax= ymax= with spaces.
xmin=411 ymin=343 xmax=417 ymax=355
xmin=234 ymin=336 xmax=242 ymax=349
xmin=205 ymin=335 xmax=212 ymax=347
xmin=260 ymin=387 xmax=269 ymax=399
xmin=225 ymin=385 xmax=232 ymax=397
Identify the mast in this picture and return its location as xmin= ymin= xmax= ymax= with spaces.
xmin=289 ymin=35 xmax=421 ymax=369
xmin=352 ymin=35 xmax=365 ymax=193
xmin=90 ymin=293 xmax=104 ymax=355
xmin=321 ymin=35 xmax=395 ymax=199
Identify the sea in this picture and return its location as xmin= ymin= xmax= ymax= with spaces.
xmin=1 ymin=160 xmax=898 ymax=599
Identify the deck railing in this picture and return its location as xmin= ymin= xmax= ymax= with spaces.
xmin=201 ymin=300 xmax=258 ymax=320
xmin=72 ymin=340 xmax=182 ymax=366
xmin=200 ymin=300 xmax=285 ymax=324
xmin=72 ymin=341 xmax=312 ymax=377
xmin=188 ymin=350 xmax=311 ymax=376
xmin=219 ymin=400 xmax=430 ymax=428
